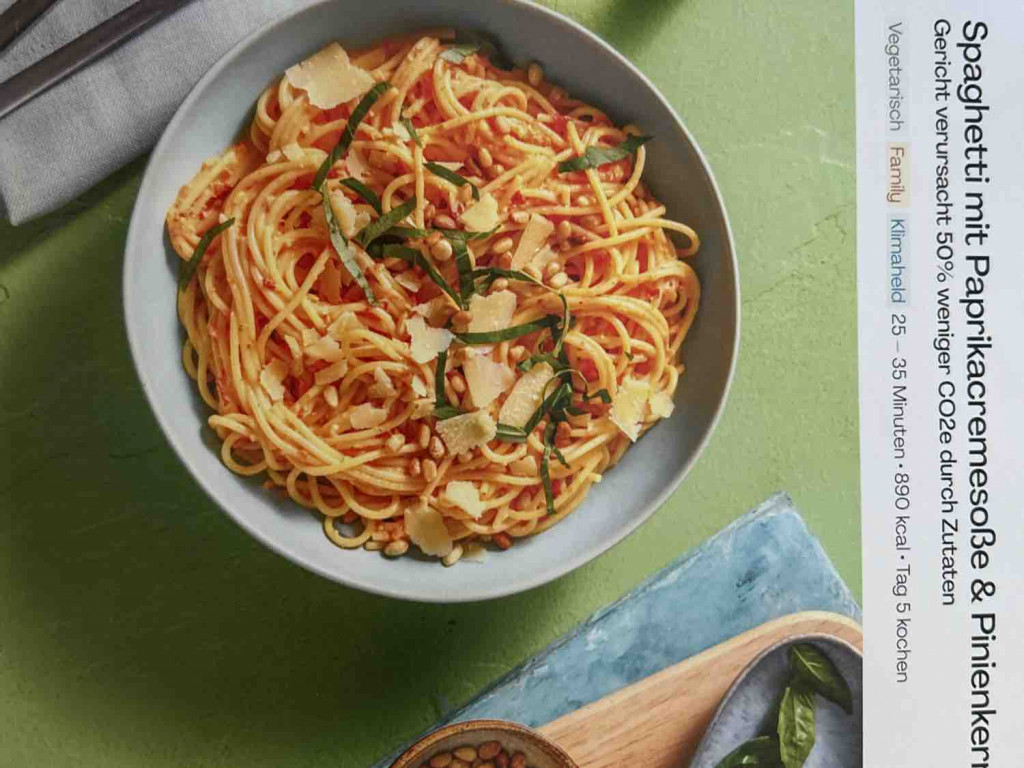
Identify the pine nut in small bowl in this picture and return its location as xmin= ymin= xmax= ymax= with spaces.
xmin=390 ymin=719 xmax=578 ymax=768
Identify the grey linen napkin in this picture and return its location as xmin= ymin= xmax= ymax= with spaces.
xmin=0 ymin=0 xmax=299 ymax=225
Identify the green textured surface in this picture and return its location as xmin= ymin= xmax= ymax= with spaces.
xmin=0 ymin=1 xmax=857 ymax=766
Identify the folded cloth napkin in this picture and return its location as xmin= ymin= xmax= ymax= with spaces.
xmin=0 ymin=0 xmax=299 ymax=225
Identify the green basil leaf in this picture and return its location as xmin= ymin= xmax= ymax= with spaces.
xmin=551 ymin=443 xmax=569 ymax=469
xmin=400 ymin=115 xmax=422 ymax=147
xmin=541 ymin=422 xmax=557 ymax=515
xmin=439 ymin=42 xmax=482 ymax=64
xmin=557 ymin=134 xmax=651 ymax=173
xmin=313 ymin=81 xmax=392 ymax=191
xmin=582 ymin=387 xmax=611 ymax=404
xmin=436 ymin=225 xmax=499 ymax=242
xmin=495 ymin=424 xmax=528 ymax=443
xmin=179 ymin=217 xmax=233 ymax=291
xmin=434 ymin=405 xmax=462 ymax=421
xmin=448 ymin=233 xmax=476 ymax=305
xmin=552 ymin=292 xmax=570 ymax=357
xmin=385 ymin=225 xmax=432 ymax=240
xmin=789 ymin=644 xmax=854 ymax=714
xmin=453 ymin=314 xmax=560 ymax=345
xmin=425 ymin=162 xmax=480 ymax=201
xmin=370 ymin=243 xmax=461 ymax=307
xmin=356 ymin=197 xmax=417 ymax=247
xmin=323 ymin=195 xmax=376 ymax=305
xmin=339 ymin=177 xmax=382 ymax=215
xmin=713 ymin=736 xmax=783 ymax=768
xmin=435 ymin=348 xmax=450 ymax=410
xmin=523 ymin=380 xmax=571 ymax=436
xmin=777 ymin=684 xmax=816 ymax=768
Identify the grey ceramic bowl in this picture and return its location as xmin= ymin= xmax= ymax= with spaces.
xmin=123 ymin=0 xmax=739 ymax=602
xmin=689 ymin=636 xmax=863 ymax=768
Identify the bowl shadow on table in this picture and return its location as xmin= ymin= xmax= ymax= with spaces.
xmin=0 ymin=185 xmax=574 ymax=765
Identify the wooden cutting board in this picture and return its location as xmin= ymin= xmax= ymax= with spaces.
xmin=538 ymin=611 xmax=863 ymax=768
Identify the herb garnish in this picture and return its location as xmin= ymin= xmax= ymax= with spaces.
xmin=323 ymin=195 xmax=377 ymax=305
xmin=179 ymin=218 xmax=233 ymax=291
xmin=367 ymin=243 xmax=461 ymax=307
xmin=399 ymin=110 xmax=422 ymax=147
xmin=339 ymin=177 xmax=382 ymax=215
xmin=452 ymin=314 xmax=561 ymax=345
xmin=713 ymin=643 xmax=852 ymax=768
xmin=356 ymin=197 xmax=417 ymax=247
xmin=494 ymin=424 xmax=528 ymax=443
xmin=557 ymin=134 xmax=651 ymax=173
xmin=425 ymin=162 xmax=480 ymax=201
xmin=312 ymin=82 xmax=391 ymax=191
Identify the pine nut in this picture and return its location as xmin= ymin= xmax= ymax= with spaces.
xmin=384 ymin=540 xmax=409 ymax=557
xmin=434 ymin=213 xmax=457 ymax=229
xmin=386 ymin=433 xmax=406 ymax=453
xmin=457 ymin=451 xmax=473 ymax=464
xmin=486 ymin=163 xmax=505 ymax=180
xmin=442 ymin=544 xmax=464 ymax=567
xmin=493 ymin=532 xmax=512 ymax=550
xmin=410 ymin=457 xmax=422 ymax=476
xmin=426 ymin=231 xmax=442 ymax=246
xmin=523 ymin=265 xmax=541 ymax=280
xmin=429 ymin=436 xmax=446 ymax=460
xmin=458 ymin=184 xmax=473 ymax=204
xmin=422 ymin=458 xmax=438 ymax=482
xmin=577 ymin=195 xmax=592 ymax=206
xmin=478 ymin=742 xmax=501 ymax=760
xmin=429 ymin=752 xmax=453 ymax=767
xmin=509 ymin=345 xmax=528 ymax=363
xmin=454 ymin=747 xmax=477 ymax=762
xmin=527 ymin=62 xmax=543 ymax=88
xmin=497 ymin=252 xmax=514 ymax=269
xmin=556 ymin=220 xmax=572 ymax=241
xmin=544 ymin=261 xmax=560 ymax=278
xmin=510 ymin=210 xmax=528 ymax=224
xmin=450 ymin=373 xmax=466 ymax=393
xmin=364 ymin=540 xmax=385 ymax=551
xmin=323 ymin=384 xmax=339 ymax=408
xmin=453 ymin=310 xmax=473 ymax=326
xmin=424 ymin=202 xmax=437 ymax=220
xmin=431 ymin=238 xmax=454 ymax=262
xmin=418 ymin=424 xmax=431 ymax=449
xmin=477 ymin=147 xmax=493 ymax=168
xmin=490 ymin=236 xmax=514 ymax=255
xmin=549 ymin=271 xmax=568 ymax=289
xmin=490 ymin=278 xmax=509 ymax=293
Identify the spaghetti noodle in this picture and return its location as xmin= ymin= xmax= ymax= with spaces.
xmin=166 ymin=32 xmax=700 ymax=564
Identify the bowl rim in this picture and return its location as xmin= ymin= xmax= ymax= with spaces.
xmin=122 ymin=0 xmax=741 ymax=602
xmin=388 ymin=718 xmax=579 ymax=768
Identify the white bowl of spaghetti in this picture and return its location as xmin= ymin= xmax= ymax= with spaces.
xmin=124 ymin=0 xmax=738 ymax=602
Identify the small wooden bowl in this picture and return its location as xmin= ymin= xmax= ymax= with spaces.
xmin=390 ymin=719 xmax=578 ymax=768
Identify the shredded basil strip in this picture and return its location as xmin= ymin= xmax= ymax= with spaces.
xmin=557 ymin=134 xmax=652 ymax=173
xmin=400 ymin=113 xmax=422 ymax=147
xmin=447 ymin=234 xmax=476 ymax=304
xmin=369 ymin=244 xmax=462 ymax=308
xmin=494 ymin=424 xmax=528 ymax=443
xmin=339 ymin=177 xmax=381 ymax=215
xmin=179 ymin=218 xmax=233 ymax=291
xmin=438 ymin=32 xmax=507 ymax=67
xmin=453 ymin=314 xmax=561 ymax=345
xmin=540 ymin=421 xmax=557 ymax=515
xmin=439 ymin=42 xmax=484 ymax=64
xmin=434 ymin=349 xmax=450 ymax=410
xmin=469 ymin=265 xmax=541 ymax=293
xmin=523 ymin=380 xmax=572 ymax=436
xmin=323 ymin=195 xmax=377 ymax=305
xmin=356 ymin=198 xmax=417 ymax=247
xmin=385 ymin=225 xmax=432 ymax=240
xmin=436 ymin=225 xmax=499 ymax=242
xmin=551 ymin=442 xmax=569 ymax=469
xmin=583 ymin=387 xmax=612 ymax=404
xmin=312 ymin=82 xmax=392 ymax=191
xmin=552 ymin=293 xmax=570 ymax=356
xmin=425 ymin=162 xmax=480 ymax=201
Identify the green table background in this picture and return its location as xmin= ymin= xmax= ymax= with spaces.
xmin=0 ymin=1 xmax=857 ymax=765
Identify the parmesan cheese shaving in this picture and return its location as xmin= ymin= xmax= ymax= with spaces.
xmin=369 ymin=368 xmax=396 ymax=399
xmin=405 ymin=504 xmax=454 ymax=557
xmin=460 ymin=192 xmax=500 ymax=232
xmin=463 ymin=351 xmax=514 ymax=408
xmin=314 ymin=359 xmax=349 ymax=386
xmin=349 ymin=403 xmax=387 ymax=430
xmin=610 ymin=378 xmax=652 ymax=442
xmin=443 ymin=481 xmax=485 ymax=519
xmin=281 ymin=142 xmax=305 ymax=162
xmin=510 ymin=213 xmax=554 ymax=268
xmin=461 ymin=543 xmax=486 ymax=562
xmin=407 ymin=315 xmax=454 ymax=363
xmin=410 ymin=398 xmax=435 ymax=419
xmin=648 ymin=390 xmax=676 ymax=419
xmin=412 ymin=296 xmax=451 ymax=326
xmin=306 ymin=335 xmax=345 ymax=362
xmin=435 ymin=410 xmax=497 ymax=456
xmin=498 ymin=362 xmax=555 ymax=428
xmin=284 ymin=42 xmax=374 ymax=109
xmin=394 ymin=271 xmax=421 ymax=293
xmin=467 ymin=290 xmax=517 ymax=334
xmin=330 ymin=190 xmax=370 ymax=238
xmin=259 ymin=359 xmax=289 ymax=401
xmin=410 ymin=376 xmax=428 ymax=397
